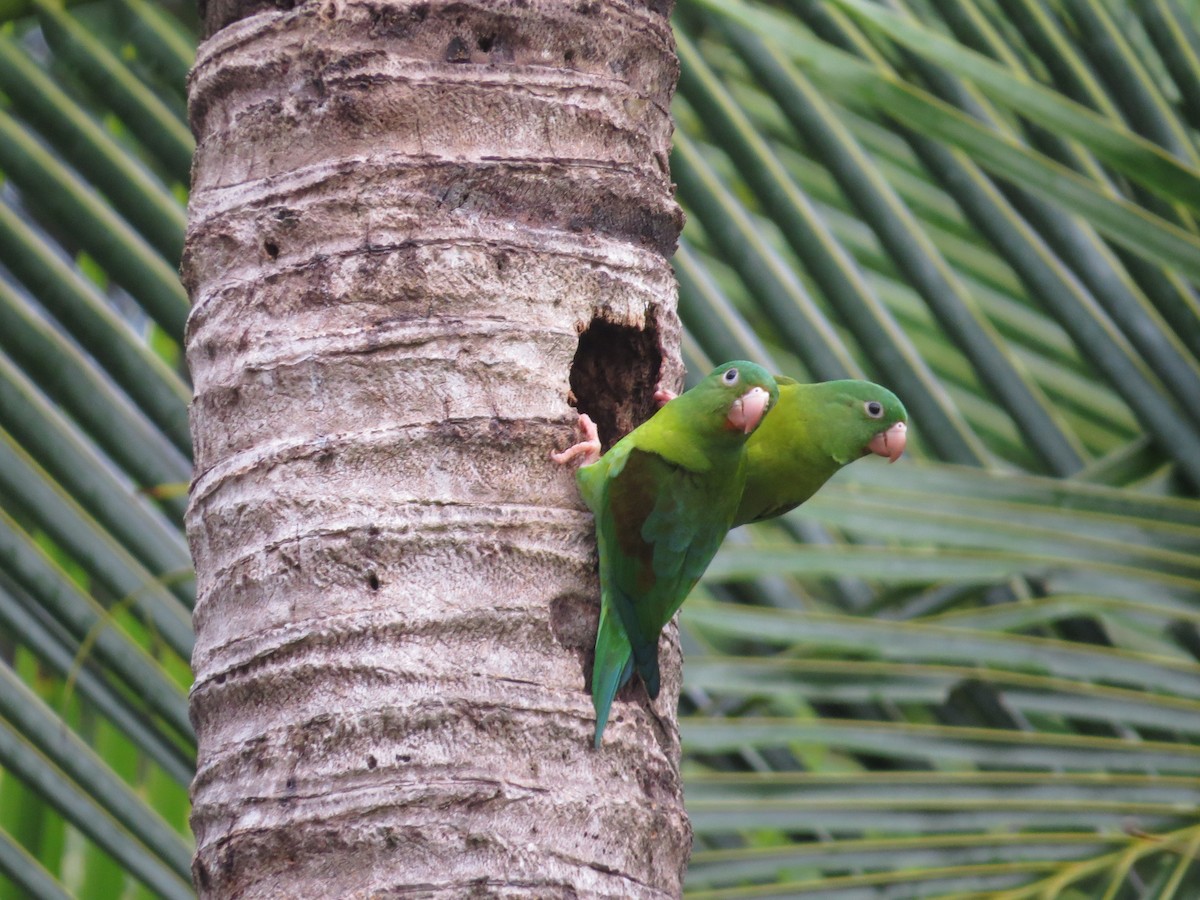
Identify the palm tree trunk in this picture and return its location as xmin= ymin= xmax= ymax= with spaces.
xmin=183 ymin=0 xmax=689 ymax=895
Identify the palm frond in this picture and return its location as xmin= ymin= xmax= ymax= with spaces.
xmin=0 ymin=1 xmax=195 ymax=894
xmin=675 ymin=0 xmax=1200 ymax=895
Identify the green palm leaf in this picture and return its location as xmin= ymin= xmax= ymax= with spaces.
xmin=0 ymin=1 xmax=195 ymax=895
xmin=673 ymin=0 xmax=1200 ymax=896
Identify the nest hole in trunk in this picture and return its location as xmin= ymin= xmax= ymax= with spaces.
xmin=567 ymin=315 xmax=665 ymax=451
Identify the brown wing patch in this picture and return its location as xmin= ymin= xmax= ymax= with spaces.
xmin=608 ymin=450 xmax=664 ymax=594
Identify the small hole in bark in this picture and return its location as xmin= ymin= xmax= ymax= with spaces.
xmin=367 ymin=570 xmax=380 ymax=591
xmin=567 ymin=316 xmax=663 ymax=450
xmin=564 ymin=48 xmax=576 ymax=64
xmin=195 ymin=860 xmax=212 ymax=891
xmin=264 ymin=240 xmax=280 ymax=259
xmin=477 ymin=33 xmax=495 ymax=52
xmin=366 ymin=754 xmax=378 ymax=769
xmin=446 ymin=35 xmax=471 ymax=63
xmin=550 ymin=593 xmax=596 ymax=652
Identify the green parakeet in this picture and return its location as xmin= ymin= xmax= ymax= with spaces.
xmin=553 ymin=361 xmax=780 ymax=747
xmin=734 ymin=378 xmax=908 ymax=526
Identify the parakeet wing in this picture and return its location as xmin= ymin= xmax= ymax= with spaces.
xmin=602 ymin=446 xmax=739 ymax=700
xmin=576 ymin=441 xmax=639 ymax=747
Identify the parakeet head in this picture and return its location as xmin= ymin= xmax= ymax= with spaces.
xmin=804 ymin=379 xmax=908 ymax=465
xmin=692 ymin=361 xmax=780 ymax=437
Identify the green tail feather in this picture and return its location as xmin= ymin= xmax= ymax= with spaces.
xmin=614 ymin=597 xmax=662 ymax=702
xmin=632 ymin=647 xmax=661 ymax=701
xmin=592 ymin=602 xmax=635 ymax=748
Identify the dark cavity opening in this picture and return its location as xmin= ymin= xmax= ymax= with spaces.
xmin=568 ymin=316 xmax=662 ymax=451
xmin=445 ymin=35 xmax=471 ymax=63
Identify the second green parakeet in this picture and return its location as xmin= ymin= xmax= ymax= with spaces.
xmin=553 ymin=361 xmax=780 ymax=746
xmin=734 ymin=377 xmax=908 ymax=526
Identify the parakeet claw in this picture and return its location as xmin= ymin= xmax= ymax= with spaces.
xmin=552 ymin=413 xmax=602 ymax=466
xmin=653 ymin=387 xmax=678 ymax=407
xmin=868 ymin=420 xmax=908 ymax=462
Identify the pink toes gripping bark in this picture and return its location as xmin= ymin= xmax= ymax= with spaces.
xmin=552 ymin=413 xmax=602 ymax=467
xmin=653 ymin=388 xmax=677 ymax=408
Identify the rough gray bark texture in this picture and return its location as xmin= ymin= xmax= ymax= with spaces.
xmin=184 ymin=0 xmax=689 ymax=895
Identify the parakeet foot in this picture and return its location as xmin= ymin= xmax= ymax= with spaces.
xmin=552 ymin=413 xmax=602 ymax=466
xmin=653 ymin=387 xmax=678 ymax=407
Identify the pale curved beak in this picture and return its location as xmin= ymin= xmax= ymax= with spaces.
xmin=867 ymin=421 xmax=907 ymax=463
xmin=727 ymin=387 xmax=771 ymax=434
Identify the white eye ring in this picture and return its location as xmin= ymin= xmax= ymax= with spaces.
xmin=723 ymin=367 xmax=740 ymax=385
xmin=865 ymin=400 xmax=884 ymax=419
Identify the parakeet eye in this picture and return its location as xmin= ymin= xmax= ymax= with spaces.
xmin=722 ymin=367 xmax=740 ymax=385
xmin=865 ymin=400 xmax=884 ymax=418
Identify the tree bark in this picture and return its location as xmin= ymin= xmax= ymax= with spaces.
xmin=183 ymin=0 xmax=688 ymax=895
